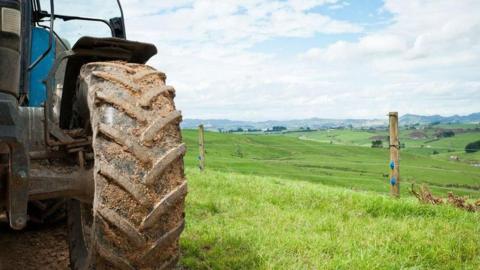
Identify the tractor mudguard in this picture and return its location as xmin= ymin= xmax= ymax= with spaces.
xmin=59 ymin=37 xmax=157 ymax=128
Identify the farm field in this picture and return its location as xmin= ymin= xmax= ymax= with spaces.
xmin=180 ymin=170 xmax=480 ymax=269
xmin=179 ymin=129 xmax=480 ymax=269
xmin=286 ymin=125 xmax=480 ymax=162
xmin=182 ymin=130 xmax=480 ymax=197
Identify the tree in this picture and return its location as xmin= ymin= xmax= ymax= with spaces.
xmin=272 ymin=126 xmax=287 ymax=132
xmin=435 ymin=130 xmax=455 ymax=138
xmin=371 ymin=140 xmax=383 ymax=148
xmin=465 ymin=140 xmax=480 ymax=153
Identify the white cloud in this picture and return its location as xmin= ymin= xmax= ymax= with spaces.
xmin=328 ymin=1 xmax=350 ymax=10
xmin=123 ymin=0 xmax=362 ymax=49
xmin=119 ymin=0 xmax=480 ymax=120
xmin=297 ymin=0 xmax=480 ymax=118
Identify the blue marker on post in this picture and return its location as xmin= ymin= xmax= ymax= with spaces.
xmin=390 ymin=177 xmax=397 ymax=186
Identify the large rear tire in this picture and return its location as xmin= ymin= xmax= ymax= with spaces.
xmin=67 ymin=62 xmax=187 ymax=270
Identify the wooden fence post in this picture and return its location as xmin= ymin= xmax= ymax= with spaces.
xmin=198 ymin=124 xmax=205 ymax=171
xmin=389 ymin=112 xmax=400 ymax=197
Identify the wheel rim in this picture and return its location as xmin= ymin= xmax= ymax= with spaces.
xmin=80 ymin=203 xmax=94 ymax=253
xmin=67 ymin=200 xmax=95 ymax=270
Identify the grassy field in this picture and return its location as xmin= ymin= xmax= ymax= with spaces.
xmin=182 ymin=130 xmax=480 ymax=197
xmin=179 ymin=129 xmax=480 ymax=269
xmin=286 ymin=126 xmax=480 ymax=161
xmin=180 ymin=169 xmax=480 ymax=269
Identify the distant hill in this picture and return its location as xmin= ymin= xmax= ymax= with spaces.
xmin=182 ymin=118 xmax=387 ymax=130
xmin=182 ymin=113 xmax=480 ymax=130
xmin=399 ymin=113 xmax=480 ymax=125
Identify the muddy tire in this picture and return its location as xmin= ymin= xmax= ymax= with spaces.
xmin=67 ymin=62 xmax=187 ymax=270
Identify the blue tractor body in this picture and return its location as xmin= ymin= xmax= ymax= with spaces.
xmin=29 ymin=27 xmax=55 ymax=106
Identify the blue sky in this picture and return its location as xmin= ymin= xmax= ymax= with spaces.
xmin=120 ymin=0 xmax=480 ymax=120
xmin=311 ymin=0 xmax=390 ymax=25
xmin=253 ymin=1 xmax=392 ymax=55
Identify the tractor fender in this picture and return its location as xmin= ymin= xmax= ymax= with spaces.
xmin=59 ymin=37 xmax=157 ymax=128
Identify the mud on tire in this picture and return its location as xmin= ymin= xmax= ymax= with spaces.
xmin=67 ymin=62 xmax=187 ymax=270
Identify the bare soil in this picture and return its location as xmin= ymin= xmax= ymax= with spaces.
xmin=0 ymin=219 xmax=69 ymax=270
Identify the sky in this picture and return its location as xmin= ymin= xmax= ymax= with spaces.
xmin=118 ymin=0 xmax=480 ymax=121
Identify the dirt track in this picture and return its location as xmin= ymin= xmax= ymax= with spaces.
xmin=0 ymin=220 xmax=69 ymax=270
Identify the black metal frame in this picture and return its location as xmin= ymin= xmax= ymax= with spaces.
xmin=19 ymin=0 xmax=33 ymax=99
xmin=0 ymin=93 xmax=29 ymax=229
xmin=29 ymin=0 xmax=54 ymax=70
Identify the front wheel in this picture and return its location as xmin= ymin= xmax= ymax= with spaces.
xmin=67 ymin=62 xmax=187 ymax=270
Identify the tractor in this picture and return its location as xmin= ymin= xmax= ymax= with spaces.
xmin=0 ymin=0 xmax=187 ymax=269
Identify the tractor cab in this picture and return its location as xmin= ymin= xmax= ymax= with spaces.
xmin=27 ymin=0 xmax=126 ymax=107
xmin=8 ymin=0 xmax=156 ymax=127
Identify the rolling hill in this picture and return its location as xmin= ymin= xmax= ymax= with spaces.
xmin=182 ymin=113 xmax=480 ymax=131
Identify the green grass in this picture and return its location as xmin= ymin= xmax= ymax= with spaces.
xmin=286 ymin=127 xmax=480 ymax=162
xmin=287 ymin=129 xmax=377 ymax=146
xmin=435 ymin=151 xmax=480 ymax=165
xmin=427 ymin=133 xmax=479 ymax=151
xmin=182 ymin=130 xmax=480 ymax=198
xmin=180 ymin=129 xmax=480 ymax=269
xmin=180 ymin=169 xmax=480 ymax=269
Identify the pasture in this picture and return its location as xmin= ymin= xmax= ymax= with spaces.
xmin=179 ymin=128 xmax=480 ymax=269
xmin=182 ymin=129 xmax=480 ymax=197
xmin=180 ymin=170 xmax=480 ymax=269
